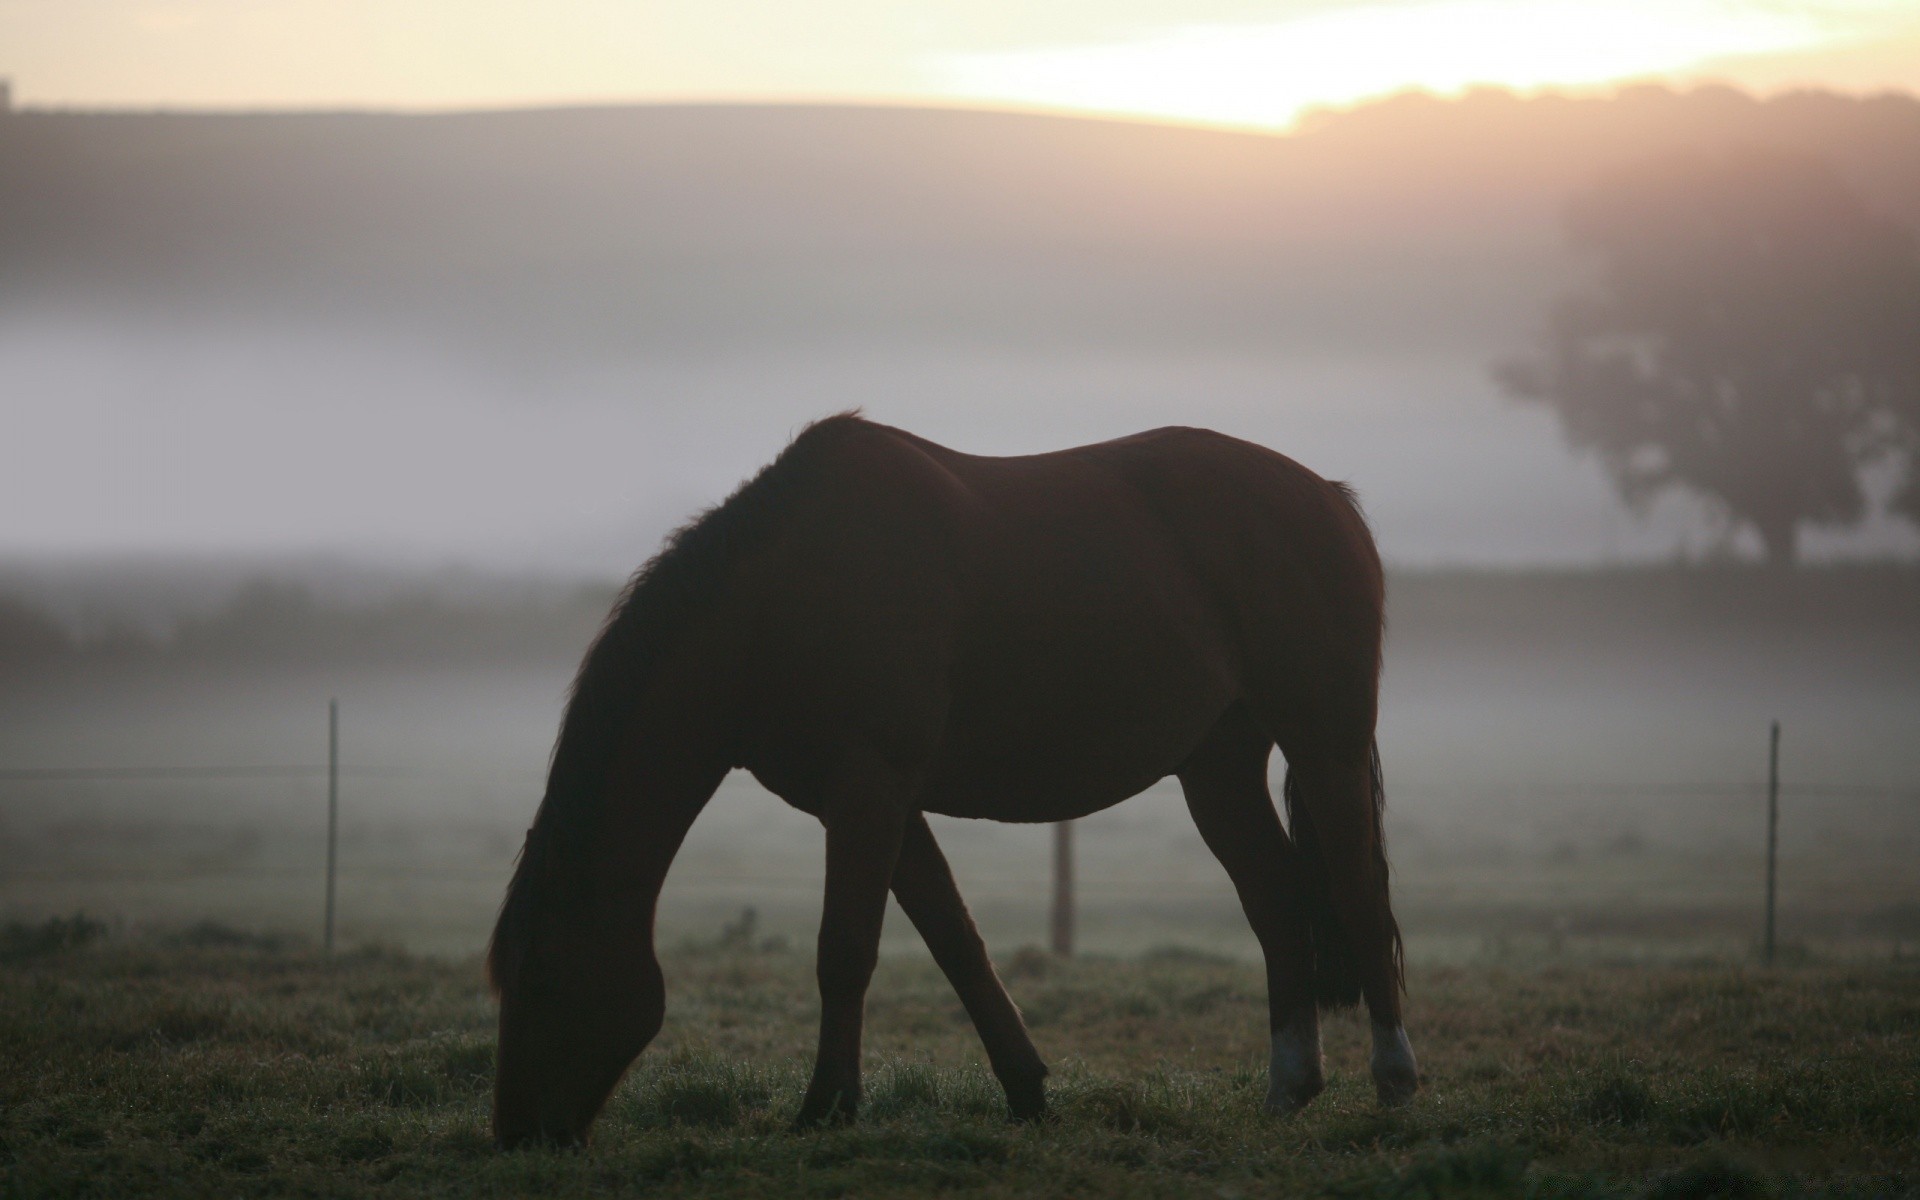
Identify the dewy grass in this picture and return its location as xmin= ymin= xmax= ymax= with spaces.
xmin=1 ymin=929 xmax=1916 ymax=1198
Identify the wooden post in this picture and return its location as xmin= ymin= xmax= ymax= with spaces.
xmin=325 ymin=699 xmax=339 ymax=956
xmin=1050 ymin=820 xmax=1074 ymax=957
xmin=1764 ymin=719 xmax=1780 ymax=967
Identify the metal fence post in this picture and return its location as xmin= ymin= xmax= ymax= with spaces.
xmin=325 ymin=699 xmax=339 ymax=956
xmin=1764 ymin=719 xmax=1779 ymax=967
xmin=1051 ymin=820 xmax=1074 ymax=957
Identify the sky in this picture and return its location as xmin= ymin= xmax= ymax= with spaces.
xmin=5 ymin=0 xmax=1920 ymax=573
xmin=3 ymin=0 xmax=1919 ymax=128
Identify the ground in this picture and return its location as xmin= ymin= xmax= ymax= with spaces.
xmin=2 ymin=927 xmax=1915 ymax=1198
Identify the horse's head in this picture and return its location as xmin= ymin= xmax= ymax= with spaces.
xmin=489 ymin=837 xmax=666 ymax=1149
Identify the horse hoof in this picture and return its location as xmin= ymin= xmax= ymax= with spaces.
xmin=791 ymin=1089 xmax=858 ymax=1130
xmin=1263 ymin=1073 xmax=1325 ymax=1117
xmin=494 ymin=1128 xmax=585 ymax=1152
xmin=1265 ymin=1018 xmax=1325 ymax=1116
xmin=1004 ymin=1076 xmax=1050 ymax=1123
xmin=1375 ymin=1072 xmax=1419 ymax=1108
xmin=790 ymin=1107 xmax=855 ymax=1132
xmin=1370 ymin=1023 xmax=1420 ymax=1108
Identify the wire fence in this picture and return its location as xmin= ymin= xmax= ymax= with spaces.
xmin=7 ymin=765 xmax=1912 ymax=801
xmin=3 ymin=706 xmax=1917 ymax=957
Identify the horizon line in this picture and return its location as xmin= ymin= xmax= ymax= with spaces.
xmin=6 ymin=80 xmax=1917 ymax=138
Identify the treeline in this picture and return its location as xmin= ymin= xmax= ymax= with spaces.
xmin=0 ymin=579 xmax=615 ymax=676
xmin=1387 ymin=563 xmax=1920 ymax=646
xmin=3 ymin=565 xmax=1916 ymax=682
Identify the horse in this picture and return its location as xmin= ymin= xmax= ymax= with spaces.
xmin=487 ymin=414 xmax=1419 ymax=1147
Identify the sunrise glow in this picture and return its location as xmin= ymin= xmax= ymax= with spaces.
xmin=0 ymin=1 xmax=1915 ymax=122
xmin=938 ymin=0 xmax=1857 ymax=130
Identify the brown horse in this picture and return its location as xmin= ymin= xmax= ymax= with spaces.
xmin=488 ymin=414 xmax=1418 ymax=1147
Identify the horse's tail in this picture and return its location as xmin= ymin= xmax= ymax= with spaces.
xmin=1283 ymin=739 xmax=1402 ymax=1010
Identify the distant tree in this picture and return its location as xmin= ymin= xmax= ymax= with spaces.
xmin=1496 ymin=150 xmax=1920 ymax=565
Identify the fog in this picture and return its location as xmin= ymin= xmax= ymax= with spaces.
xmin=3 ymin=88 xmax=1918 ymax=961
xmin=8 ymin=91 xmax=1920 ymax=571
xmin=4 ymin=568 xmax=1914 ymax=961
xmin=1 ymin=321 xmax=1730 ymax=570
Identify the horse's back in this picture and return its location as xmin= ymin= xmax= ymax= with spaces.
xmin=738 ymin=419 xmax=1383 ymax=818
xmin=1085 ymin=426 xmax=1386 ymax=743
xmin=939 ymin=424 xmax=1382 ymax=690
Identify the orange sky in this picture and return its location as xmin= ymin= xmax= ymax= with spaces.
xmin=2 ymin=0 xmax=1917 ymax=128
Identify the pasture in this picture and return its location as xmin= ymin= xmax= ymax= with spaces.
xmin=3 ymin=926 xmax=1916 ymax=1198
xmin=3 ymin=567 xmax=1917 ymax=1194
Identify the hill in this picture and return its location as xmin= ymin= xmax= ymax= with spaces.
xmin=4 ymin=87 xmax=1917 ymax=361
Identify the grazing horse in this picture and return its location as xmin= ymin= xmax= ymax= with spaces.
xmin=488 ymin=414 xmax=1418 ymax=1147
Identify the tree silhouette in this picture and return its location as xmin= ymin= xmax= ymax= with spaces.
xmin=1496 ymin=150 xmax=1920 ymax=565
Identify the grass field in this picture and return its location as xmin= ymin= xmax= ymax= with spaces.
xmin=4 ymin=925 xmax=1916 ymax=1198
xmin=3 ymin=567 xmax=1916 ymax=1194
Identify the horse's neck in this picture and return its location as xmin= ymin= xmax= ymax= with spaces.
xmin=579 ymin=690 xmax=733 ymax=888
xmin=550 ymin=604 xmax=745 ymax=909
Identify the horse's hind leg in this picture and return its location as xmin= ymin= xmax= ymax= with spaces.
xmin=1283 ymin=747 xmax=1419 ymax=1107
xmin=1177 ymin=706 xmax=1324 ymax=1114
xmin=795 ymin=746 xmax=913 ymax=1128
xmin=891 ymin=814 xmax=1049 ymax=1121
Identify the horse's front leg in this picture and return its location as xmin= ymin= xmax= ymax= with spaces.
xmin=794 ymin=748 xmax=912 ymax=1128
xmin=892 ymin=813 xmax=1049 ymax=1121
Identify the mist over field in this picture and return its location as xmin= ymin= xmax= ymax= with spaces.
xmin=3 ymin=86 xmax=1918 ymax=965
xmin=3 ymin=564 xmax=1915 ymax=962
xmin=6 ymin=88 xmax=1920 ymax=571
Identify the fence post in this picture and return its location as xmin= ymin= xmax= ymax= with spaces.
xmin=325 ymin=699 xmax=339 ymax=956
xmin=1051 ymin=820 xmax=1074 ymax=957
xmin=1764 ymin=719 xmax=1779 ymax=967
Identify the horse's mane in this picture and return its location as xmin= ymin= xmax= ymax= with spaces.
xmin=488 ymin=412 xmax=871 ymax=992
